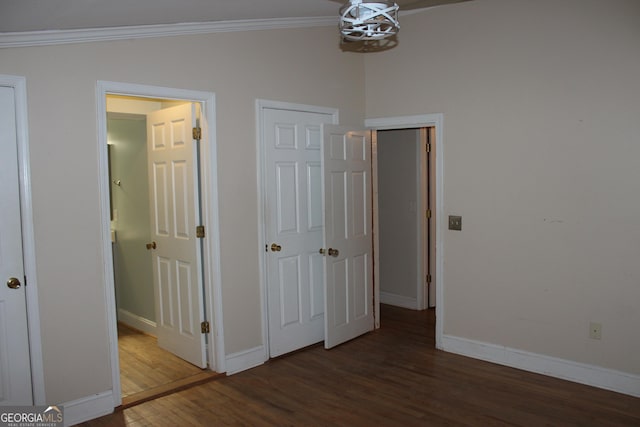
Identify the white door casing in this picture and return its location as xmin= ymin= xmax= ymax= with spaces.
xmin=263 ymin=108 xmax=335 ymax=357
xmin=147 ymin=103 xmax=207 ymax=368
xmin=0 ymin=86 xmax=33 ymax=405
xmin=366 ymin=113 xmax=444 ymax=349
xmin=322 ymin=125 xmax=374 ymax=349
xmin=98 ymin=81 xmax=224 ymax=408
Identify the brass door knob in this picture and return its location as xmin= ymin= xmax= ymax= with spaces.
xmin=327 ymin=248 xmax=339 ymax=257
xmin=146 ymin=241 xmax=157 ymax=250
xmin=270 ymin=243 xmax=282 ymax=252
xmin=319 ymin=248 xmax=325 ymax=255
xmin=7 ymin=277 xmax=21 ymax=289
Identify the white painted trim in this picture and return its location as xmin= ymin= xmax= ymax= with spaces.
xmin=442 ymin=335 xmax=640 ymax=398
xmin=62 ymin=390 xmax=114 ymax=427
xmin=96 ymin=81 xmax=226 ymax=410
xmin=371 ymin=132 xmax=380 ymax=329
xmin=256 ymin=99 xmax=340 ymax=117
xmin=366 ymin=115 xmax=442 ymax=130
xmin=366 ymin=114 xmax=444 ymax=350
xmin=0 ymin=74 xmax=46 ymax=405
xmin=379 ymin=292 xmax=419 ymax=310
xmin=255 ymin=99 xmax=339 ymax=360
xmin=116 ymin=309 xmax=157 ymax=336
xmin=225 ymin=346 xmax=267 ymax=375
xmin=415 ymin=130 xmax=427 ymax=310
xmin=198 ymin=94 xmax=227 ymax=375
xmin=0 ymin=17 xmax=338 ymax=48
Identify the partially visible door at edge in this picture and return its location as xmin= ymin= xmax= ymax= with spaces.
xmin=0 ymin=86 xmax=33 ymax=404
xmin=264 ymin=108 xmax=334 ymax=357
xmin=147 ymin=103 xmax=207 ymax=368
xmin=322 ymin=124 xmax=374 ymax=349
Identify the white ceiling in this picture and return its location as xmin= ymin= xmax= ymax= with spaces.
xmin=0 ymin=0 xmax=347 ymax=33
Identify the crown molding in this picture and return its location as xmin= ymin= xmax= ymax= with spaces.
xmin=0 ymin=16 xmax=337 ymax=48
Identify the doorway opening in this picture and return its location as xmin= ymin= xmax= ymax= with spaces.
xmin=375 ymin=127 xmax=435 ymax=311
xmin=368 ymin=114 xmax=443 ymax=349
xmin=107 ymin=95 xmax=219 ymax=405
xmin=97 ymin=82 xmax=225 ymax=409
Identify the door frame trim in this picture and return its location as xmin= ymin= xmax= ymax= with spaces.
xmin=366 ymin=114 xmax=444 ymax=349
xmin=0 ymin=74 xmax=46 ymax=404
xmin=96 ymin=81 xmax=225 ymax=407
xmin=255 ymin=99 xmax=339 ymax=361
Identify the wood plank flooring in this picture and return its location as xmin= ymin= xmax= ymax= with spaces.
xmin=117 ymin=323 xmax=222 ymax=407
xmin=82 ymin=306 xmax=640 ymax=426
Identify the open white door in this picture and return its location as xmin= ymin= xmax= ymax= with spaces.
xmin=147 ymin=103 xmax=207 ymax=368
xmin=0 ymin=86 xmax=33 ymax=404
xmin=322 ymin=124 xmax=374 ymax=349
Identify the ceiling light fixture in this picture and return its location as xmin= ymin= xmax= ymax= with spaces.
xmin=339 ymin=0 xmax=400 ymax=41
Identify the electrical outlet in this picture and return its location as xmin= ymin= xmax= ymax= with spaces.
xmin=449 ymin=215 xmax=462 ymax=231
xmin=589 ymin=322 xmax=602 ymax=340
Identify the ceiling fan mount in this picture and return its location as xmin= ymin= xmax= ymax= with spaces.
xmin=339 ymin=1 xmax=400 ymax=41
xmin=334 ymin=0 xmax=471 ymax=42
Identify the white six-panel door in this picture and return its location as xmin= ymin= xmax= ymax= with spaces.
xmin=0 ymin=86 xmax=33 ymax=405
xmin=264 ymin=108 xmax=334 ymax=357
xmin=147 ymin=103 xmax=207 ymax=368
xmin=262 ymin=104 xmax=374 ymax=355
xmin=322 ymin=125 xmax=374 ymax=349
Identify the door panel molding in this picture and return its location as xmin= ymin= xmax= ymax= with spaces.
xmin=0 ymin=74 xmax=45 ymax=405
xmin=322 ymin=125 xmax=374 ymax=349
xmin=146 ymin=104 xmax=206 ymax=368
xmin=256 ymin=99 xmax=338 ymax=361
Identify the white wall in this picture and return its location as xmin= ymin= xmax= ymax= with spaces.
xmin=366 ymin=0 xmax=640 ymax=376
xmin=0 ymin=26 xmax=365 ymax=405
xmin=377 ymin=129 xmax=420 ymax=308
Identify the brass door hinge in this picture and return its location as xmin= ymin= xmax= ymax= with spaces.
xmin=192 ymin=127 xmax=202 ymax=140
xmin=426 ymin=274 xmax=432 ymax=284
xmin=201 ymin=321 xmax=210 ymax=334
xmin=426 ymin=209 xmax=432 ymax=219
xmin=196 ymin=225 xmax=205 ymax=238
xmin=426 ymin=142 xmax=431 ymax=153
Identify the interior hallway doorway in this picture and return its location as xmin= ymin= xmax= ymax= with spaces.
xmin=97 ymin=81 xmax=225 ymax=409
xmin=376 ymin=127 xmax=435 ymax=311
xmin=107 ymin=95 xmax=218 ymax=405
xmin=368 ymin=113 xmax=443 ymax=347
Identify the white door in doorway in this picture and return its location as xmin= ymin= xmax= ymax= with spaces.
xmin=263 ymin=108 xmax=333 ymax=357
xmin=0 ymin=86 xmax=33 ymax=405
xmin=147 ymin=103 xmax=207 ymax=368
xmin=322 ymin=125 xmax=374 ymax=348
xmin=262 ymin=106 xmax=374 ymax=356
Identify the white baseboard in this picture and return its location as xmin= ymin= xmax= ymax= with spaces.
xmin=63 ymin=390 xmax=114 ymax=426
xmin=225 ymin=345 xmax=267 ymax=375
xmin=442 ymin=335 xmax=640 ymax=398
xmin=117 ymin=309 xmax=156 ymax=336
xmin=379 ymin=291 xmax=419 ymax=310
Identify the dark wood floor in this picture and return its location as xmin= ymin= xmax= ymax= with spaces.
xmin=82 ymin=306 xmax=640 ymax=426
